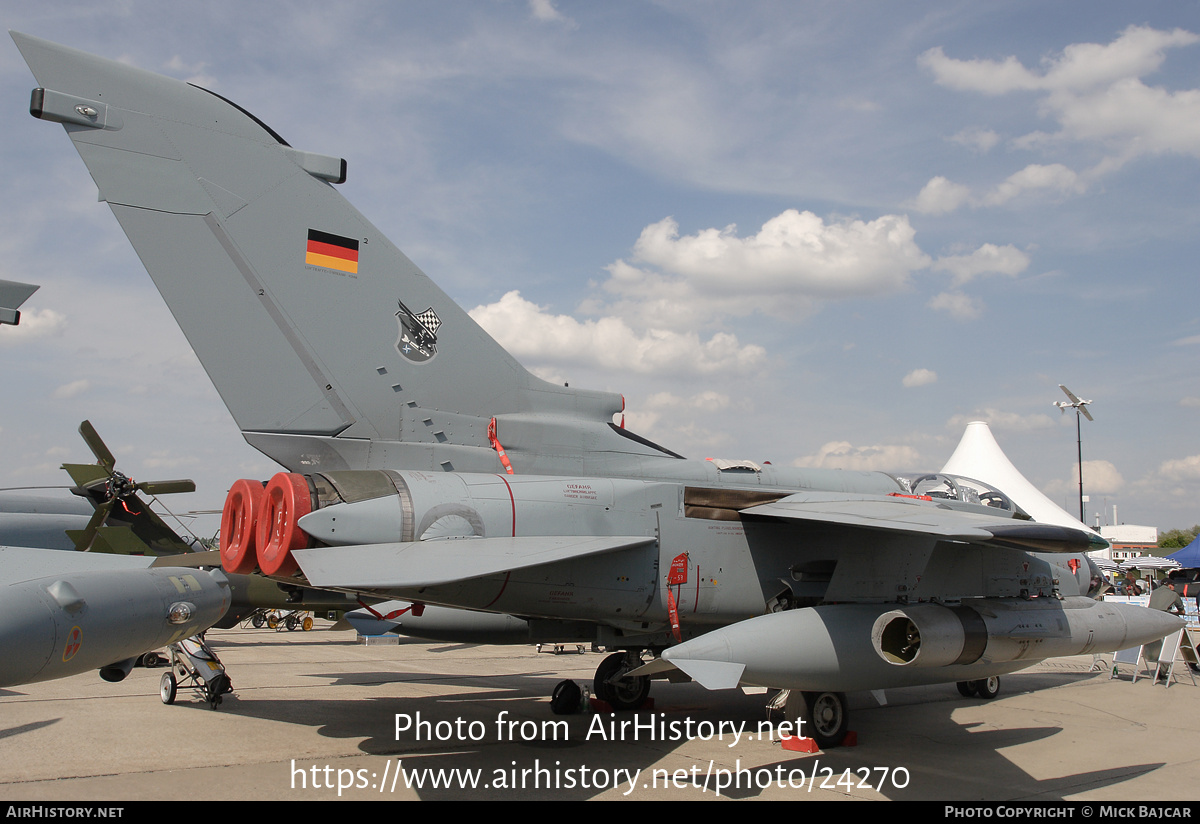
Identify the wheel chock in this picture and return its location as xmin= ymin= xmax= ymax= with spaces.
xmin=780 ymin=730 xmax=857 ymax=752
xmin=781 ymin=735 xmax=820 ymax=753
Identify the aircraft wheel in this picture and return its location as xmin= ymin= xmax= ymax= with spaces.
xmin=593 ymin=651 xmax=650 ymax=711
xmin=956 ymin=681 xmax=975 ymax=698
xmin=159 ymin=672 xmax=177 ymax=705
xmin=302 ymin=616 xmax=314 ymax=631
xmin=787 ymin=691 xmax=849 ymax=749
xmin=973 ymin=676 xmax=1000 ymax=700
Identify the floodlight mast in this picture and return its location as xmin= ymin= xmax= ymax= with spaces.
xmin=1054 ymin=384 xmax=1094 ymax=523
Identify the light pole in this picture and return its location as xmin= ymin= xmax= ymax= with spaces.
xmin=1054 ymin=384 xmax=1093 ymax=523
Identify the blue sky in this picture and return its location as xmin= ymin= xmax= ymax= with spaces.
xmin=2 ymin=1 xmax=1199 ymax=537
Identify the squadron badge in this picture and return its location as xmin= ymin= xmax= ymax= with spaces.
xmin=395 ymin=299 xmax=439 ymax=363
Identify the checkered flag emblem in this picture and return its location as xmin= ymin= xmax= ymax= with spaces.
xmin=414 ymin=308 xmax=441 ymax=336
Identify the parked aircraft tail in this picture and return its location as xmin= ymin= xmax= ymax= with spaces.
xmin=14 ymin=32 xmax=654 ymax=476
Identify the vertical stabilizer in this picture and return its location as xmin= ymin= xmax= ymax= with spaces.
xmin=14 ymin=32 xmax=627 ymax=473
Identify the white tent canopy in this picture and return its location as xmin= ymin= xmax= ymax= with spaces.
xmin=941 ymin=421 xmax=1092 ymax=532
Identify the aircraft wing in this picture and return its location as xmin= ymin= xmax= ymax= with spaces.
xmin=292 ymin=535 xmax=656 ymax=589
xmin=739 ymin=492 xmax=1103 ymax=552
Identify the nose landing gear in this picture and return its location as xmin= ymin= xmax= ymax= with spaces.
xmin=593 ymin=650 xmax=651 ymax=711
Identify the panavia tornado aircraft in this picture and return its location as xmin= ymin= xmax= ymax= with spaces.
xmin=14 ymin=33 xmax=1181 ymax=746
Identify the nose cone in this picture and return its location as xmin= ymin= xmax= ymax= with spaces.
xmin=0 ymin=586 xmax=57 ymax=687
xmin=1120 ymin=603 xmax=1187 ymax=647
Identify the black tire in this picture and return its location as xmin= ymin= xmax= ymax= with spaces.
xmin=251 ymin=613 xmax=265 ymax=629
xmin=593 ymin=651 xmax=650 ymax=711
xmin=208 ymin=674 xmax=231 ymax=710
xmin=160 ymin=672 xmax=177 ymax=705
xmin=786 ymin=690 xmax=849 ymax=749
xmin=956 ymin=680 xmax=976 ymax=698
xmin=974 ymin=676 xmax=1000 ymax=699
xmin=285 ymin=614 xmax=298 ymax=631
xmin=550 ymin=679 xmax=582 ymax=715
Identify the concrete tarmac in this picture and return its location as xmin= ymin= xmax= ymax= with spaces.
xmin=1 ymin=622 xmax=1198 ymax=801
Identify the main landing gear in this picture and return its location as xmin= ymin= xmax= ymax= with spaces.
xmin=593 ymin=650 xmax=651 ymax=711
xmin=784 ymin=690 xmax=850 ymax=749
xmin=956 ymin=676 xmax=1001 ymax=699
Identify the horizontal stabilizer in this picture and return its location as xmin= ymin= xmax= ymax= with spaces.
xmin=741 ymin=492 xmax=1098 ymax=551
xmin=292 ymin=535 xmax=656 ymax=589
xmin=0 ymin=278 xmax=38 ymax=325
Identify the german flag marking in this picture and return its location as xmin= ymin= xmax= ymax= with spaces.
xmin=306 ymin=229 xmax=359 ymax=274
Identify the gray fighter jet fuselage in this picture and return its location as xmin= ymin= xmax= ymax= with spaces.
xmin=13 ymin=32 xmax=1181 ymax=745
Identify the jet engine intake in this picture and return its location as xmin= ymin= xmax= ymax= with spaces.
xmin=872 ymin=604 xmax=988 ymax=667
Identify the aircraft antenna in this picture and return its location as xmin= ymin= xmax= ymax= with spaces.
xmin=1053 ymin=385 xmax=1094 ymax=523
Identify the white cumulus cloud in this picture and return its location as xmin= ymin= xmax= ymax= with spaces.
xmin=1045 ymin=459 xmax=1125 ymax=497
xmin=0 ymin=307 xmax=67 ymax=342
xmin=919 ymin=26 xmax=1200 ymax=197
xmin=910 ymin=176 xmax=972 ymax=215
xmin=902 ymin=368 xmax=937 ymax=388
xmin=51 ymin=379 xmax=90 ymax=399
xmin=1158 ymin=454 xmax=1200 ymax=481
xmin=629 ymin=210 xmax=931 ymax=299
xmin=928 ymin=291 xmax=982 ymax=320
xmin=982 ymin=164 xmax=1085 ymax=206
xmin=470 ymin=291 xmax=765 ymax=375
xmin=933 ymin=243 xmax=1030 ymax=284
xmin=528 ymin=0 xmax=576 ymax=27
xmin=913 ymin=166 xmax=1085 ymax=215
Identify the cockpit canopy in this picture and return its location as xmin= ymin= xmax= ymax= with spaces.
xmin=890 ymin=472 xmax=1027 ymax=517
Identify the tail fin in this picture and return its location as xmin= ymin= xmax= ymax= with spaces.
xmin=14 ymin=33 xmax=652 ymax=474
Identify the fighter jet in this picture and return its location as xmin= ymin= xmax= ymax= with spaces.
xmin=14 ymin=33 xmax=1181 ymax=746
